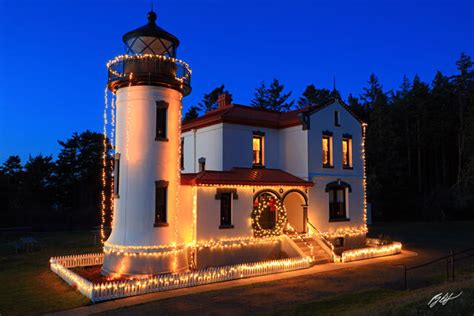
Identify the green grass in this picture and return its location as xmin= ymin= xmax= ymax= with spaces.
xmin=265 ymin=289 xmax=403 ymax=316
xmin=0 ymin=231 xmax=101 ymax=316
xmin=1 ymin=222 xmax=473 ymax=315
xmin=266 ymin=279 xmax=474 ymax=316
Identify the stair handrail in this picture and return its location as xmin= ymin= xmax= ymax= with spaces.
xmin=286 ymin=223 xmax=314 ymax=256
xmin=307 ymin=219 xmax=339 ymax=261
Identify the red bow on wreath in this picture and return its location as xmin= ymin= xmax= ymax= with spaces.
xmin=268 ymin=197 xmax=276 ymax=212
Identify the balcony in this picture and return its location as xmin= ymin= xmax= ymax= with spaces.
xmin=107 ymin=55 xmax=191 ymax=96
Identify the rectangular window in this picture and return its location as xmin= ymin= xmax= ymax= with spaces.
xmin=329 ymin=188 xmax=346 ymax=220
xmin=114 ymin=153 xmax=120 ymax=198
xmin=252 ymin=135 xmax=264 ymax=167
xmin=322 ymin=135 xmax=333 ymax=167
xmin=154 ymin=181 xmax=168 ymax=226
xmin=342 ymin=136 xmax=352 ymax=168
xmin=156 ymin=101 xmax=168 ymax=140
xmin=180 ymin=137 xmax=184 ymax=170
xmin=220 ymin=192 xmax=232 ymax=227
xmin=334 ymin=111 xmax=341 ymax=126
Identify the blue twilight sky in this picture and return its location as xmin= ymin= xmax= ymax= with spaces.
xmin=0 ymin=0 xmax=473 ymax=162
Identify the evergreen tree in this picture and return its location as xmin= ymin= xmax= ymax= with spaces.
xmin=183 ymin=106 xmax=201 ymax=122
xmin=251 ymin=79 xmax=294 ymax=111
xmin=297 ymin=84 xmax=331 ymax=108
xmin=199 ymin=85 xmax=232 ymax=113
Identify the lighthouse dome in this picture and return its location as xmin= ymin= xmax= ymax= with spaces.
xmin=122 ymin=10 xmax=179 ymax=57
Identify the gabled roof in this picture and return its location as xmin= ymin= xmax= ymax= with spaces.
xmin=181 ymin=167 xmax=313 ymax=187
xmin=305 ymin=97 xmax=366 ymax=125
xmin=182 ymin=97 xmax=365 ymax=133
xmin=182 ymin=104 xmax=304 ymax=132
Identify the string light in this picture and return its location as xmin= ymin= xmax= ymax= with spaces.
xmin=362 ymin=123 xmax=368 ymax=230
xmin=320 ymin=226 xmax=368 ymax=239
xmin=106 ymin=54 xmax=192 ymax=93
xmin=100 ymin=87 xmax=109 ymax=244
xmin=51 ymin=253 xmax=311 ymax=302
xmin=341 ymin=242 xmax=402 ymax=263
xmin=109 ymin=93 xmax=116 ymax=230
xmin=251 ymin=195 xmax=287 ymax=238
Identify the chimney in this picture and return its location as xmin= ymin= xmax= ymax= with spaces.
xmin=217 ymin=92 xmax=232 ymax=109
xmin=198 ymin=157 xmax=206 ymax=172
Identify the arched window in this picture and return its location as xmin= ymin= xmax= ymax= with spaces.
xmin=325 ymin=180 xmax=351 ymax=221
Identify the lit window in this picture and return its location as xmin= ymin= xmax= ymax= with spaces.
xmin=154 ymin=180 xmax=168 ymax=226
xmin=252 ymin=134 xmax=264 ymax=167
xmin=322 ymin=133 xmax=333 ymax=167
xmin=156 ymin=101 xmax=168 ymax=140
xmin=342 ymin=136 xmax=352 ymax=168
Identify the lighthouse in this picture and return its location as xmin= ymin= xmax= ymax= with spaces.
xmin=102 ymin=10 xmax=192 ymax=276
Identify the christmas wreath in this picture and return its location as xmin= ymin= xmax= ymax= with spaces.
xmin=251 ymin=194 xmax=287 ymax=238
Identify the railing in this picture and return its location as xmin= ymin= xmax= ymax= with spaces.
xmin=306 ymin=220 xmax=339 ymax=261
xmin=107 ymin=54 xmax=191 ymax=95
xmin=400 ymin=247 xmax=474 ymax=290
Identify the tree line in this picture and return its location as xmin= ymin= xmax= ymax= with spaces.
xmin=1 ymin=53 xmax=472 ymax=230
xmin=0 ymin=131 xmax=113 ymax=230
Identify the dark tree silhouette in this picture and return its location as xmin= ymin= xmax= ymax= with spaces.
xmin=297 ymin=84 xmax=331 ymax=108
xmin=183 ymin=105 xmax=201 ymax=122
xmin=251 ymin=79 xmax=294 ymax=111
xmin=199 ymin=85 xmax=232 ymax=113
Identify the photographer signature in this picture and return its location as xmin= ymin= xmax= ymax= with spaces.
xmin=427 ymin=291 xmax=463 ymax=308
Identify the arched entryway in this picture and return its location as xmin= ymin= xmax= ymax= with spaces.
xmin=253 ymin=190 xmax=281 ymax=230
xmin=282 ymin=190 xmax=308 ymax=233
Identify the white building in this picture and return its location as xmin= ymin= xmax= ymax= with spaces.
xmin=102 ymin=11 xmax=368 ymax=276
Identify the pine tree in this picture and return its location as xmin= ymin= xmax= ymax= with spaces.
xmin=199 ymin=85 xmax=232 ymax=113
xmin=297 ymin=84 xmax=331 ymax=108
xmin=251 ymin=79 xmax=294 ymax=111
xmin=183 ymin=106 xmax=200 ymax=122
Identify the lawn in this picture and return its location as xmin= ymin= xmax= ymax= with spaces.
xmin=0 ymin=221 xmax=473 ymax=315
xmin=269 ymin=279 xmax=474 ymax=316
xmin=0 ymin=231 xmax=100 ymax=315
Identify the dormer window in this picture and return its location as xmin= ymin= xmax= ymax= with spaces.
xmin=252 ymin=131 xmax=265 ymax=167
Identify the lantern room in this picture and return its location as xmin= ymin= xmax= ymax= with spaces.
xmin=122 ymin=10 xmax=179 ymax=57
xmin=107 ymin=10 xmax=191 ymax=95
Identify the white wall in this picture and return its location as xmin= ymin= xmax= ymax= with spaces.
xmin=195 ymin=186 xmax=254 ymax=241
xmin=222 ymin=123 xmax=281 ymax=170
xmin=182 ymin=124 xmax=224 ymax=173
xmin=307 ymin=101 xmax=363 ymax=176
xmin=107 ymin=85 xmax=184 ymax=247
xmin=306 ymin=101 xmax=365 ymax=233
xmin=280 ymin=125 xmax=308 ymax=180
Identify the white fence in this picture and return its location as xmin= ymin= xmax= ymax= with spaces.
xmin=50 ymin=253 xmax=311 ymax=302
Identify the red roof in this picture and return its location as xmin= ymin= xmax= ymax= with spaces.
xmin=182 ymin=104 xmax=305 ymax=132
xmin=181 ymin=167 xmax=313 ymax=187
xmin=182 ymin=98 xmax=364 ymax=133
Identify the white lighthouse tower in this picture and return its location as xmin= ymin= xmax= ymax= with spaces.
xmin=102 ymin=10 xmax=192 ymax=276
